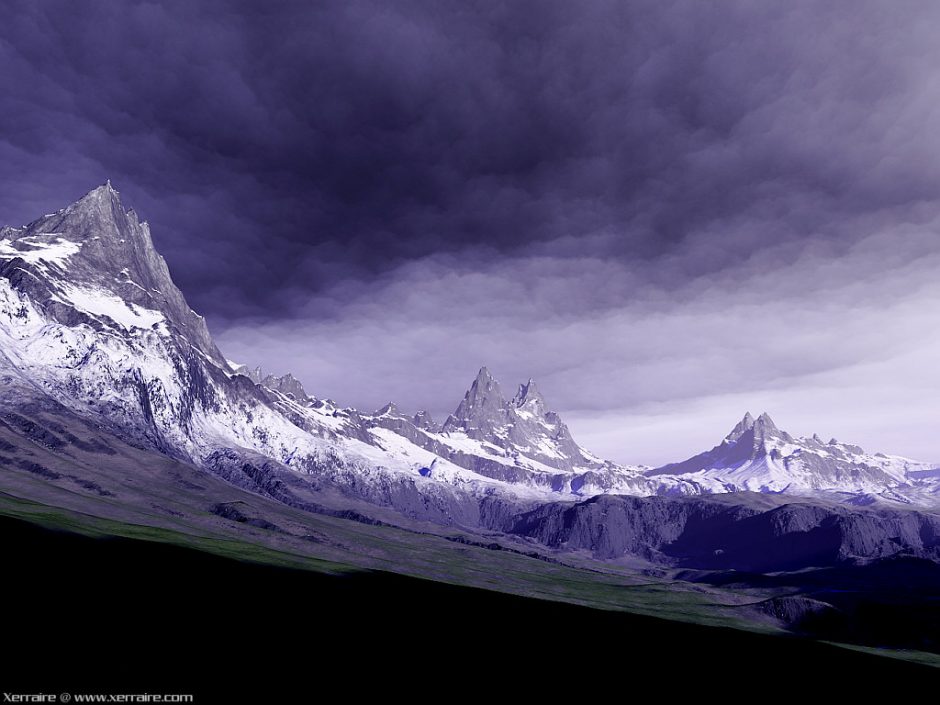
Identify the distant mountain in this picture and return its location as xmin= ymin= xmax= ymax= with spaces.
xmin=647 ymin=412 xmax=936 ymax=502
xmin=440 ymin=368 xmax=608 ymax=473
xmin=365 ymin=366 xmax=651 ymax=494
xmin=1 ymin=183 xmax=937 ymax=542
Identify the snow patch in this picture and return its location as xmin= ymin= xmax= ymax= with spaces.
xmin=58 ymin=285 xmax=164 ymax=330
xmin=0 ymin=237 xmax=82 ymax=269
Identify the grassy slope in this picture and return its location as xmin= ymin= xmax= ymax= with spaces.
xmin=1 ymin=405 xmax=937 ymax=671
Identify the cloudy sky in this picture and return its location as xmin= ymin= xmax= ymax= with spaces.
xmin=2 ymin=0 xmax=939 ymax=465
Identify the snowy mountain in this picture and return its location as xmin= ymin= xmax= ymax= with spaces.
xmin=0 ymin=186 xmax=526 ymax=520
xmin=1 ymin=183 xmax=937 ymax=530
xmin=440 ymin=368 xmax=606 ymax=472
xmin=0 ymin=184 xmax=649 ymax=527
xmin=363 ymin=366 xmax=651 ymax=495
xmin=4 ymin=183 xmax=940 ymax=668
xmin=647 ymin=411 xmax=937 ymax=503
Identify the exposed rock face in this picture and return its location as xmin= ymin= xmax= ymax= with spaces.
xmin=231 ymin=364 xmax=263 ymax=383
xmin=507 ymin=493 xmax=940 ymax=570
xmin=443 ymin=367 xmax=508 ymax=438
xmin=261 ymin=372 xmax=309 ymax=401
xmin=412 ymin=410 xmax=438 ymax=432
xmin=755 ymin=596 xmax=838 ymax=627
xmin=0 ymin=186 xmax=390 ymax=476
xmin=1 ymin=183 xmax=223 ymax=364
xmin=365 ymin=367 xmax=650 ymax=494
xmin=438 ymin=368 xmax=607 ymax=473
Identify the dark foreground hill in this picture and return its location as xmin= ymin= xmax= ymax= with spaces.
xmin=2 ymin=515 xmax=936 ymax=701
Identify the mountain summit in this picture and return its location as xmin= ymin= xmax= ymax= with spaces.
xmin=436 ymin=368 xmax=583 ymax=470
xmin=724 ymin=412 xmax=756 ymax=442
xmin=443 ymin=367 xmax=508 ymax=437
xmin=512 ymin=379 xmax=546 ymax=417
xmin=0 ymin=182 xmax=223 ymax=364
xmin=647 ymin=412 xmax=929 ymax=495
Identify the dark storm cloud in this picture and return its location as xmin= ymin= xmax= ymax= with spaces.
xmin=4 ymin=0 xmax=940 ymax=316
xmin=216 ymin=223 xmax=940 ymax=463
xmin=3 ymin=1 xmax=940 ymax=462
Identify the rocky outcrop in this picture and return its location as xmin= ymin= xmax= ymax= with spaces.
xmin=260 ymin=372 xmax=309 ymax=401
xmin=508 ymin=493 xmax=940 ymax=570
xmin=438 ymin=368 xmax=608 ymax=473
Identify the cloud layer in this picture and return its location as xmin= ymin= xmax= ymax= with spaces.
xmin=2 ymin=1 xmax=940 ymax=463
xmin=217 ymin=220 xmax=940 ymax=464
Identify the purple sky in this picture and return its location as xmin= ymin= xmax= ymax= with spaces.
xmin=2 ymin=1 xmax=940 ymax=464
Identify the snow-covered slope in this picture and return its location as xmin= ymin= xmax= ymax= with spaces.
xmin=363 ymin=367 xmax=651 ymax=495
xmin=647 ymin=412 xmax=937 ymax=504
xmin=2 ymin=183 xmax=937 ymax=522
xmin=0 ymin=187 xmax=551 ymax=520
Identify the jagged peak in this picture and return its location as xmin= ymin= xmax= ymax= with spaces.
xmin=443 ymin=367 xmax=507 ymax=432
xmin=376 ymin=401 xmax=400 ymax=416
xmin=412 ymin=409 xmax=438 ymax=431
xmin=724 ymin=412 xmax=756 ymax=442
xmin=261 ymin=371 xmax=308 ymax=400
xmin=231 ymin=364 xmax=263 ymax=383
xmin=474 ymin=366 xmax=495 ymax=384
xmin=466 ymin=366 xmax=503 ymax=399
xmin=514 ymin=378 xmax=540 ymax=401
xmin=4 ymin=183 xmax=229 ymax=366
xmin=723 ymin=411 xmax=784 ymax=444
xmin=755 ymin=411 xmax=777 ymax=429
xmin=41 ymin=181 xmax=140 ymax=242
xmin=750 ymin=412 xmax=784 ymax=444
xmin=78 ymin=181 xmax=123 ymax=209
xmin=512 ymin=378 xmax=546 ymax=415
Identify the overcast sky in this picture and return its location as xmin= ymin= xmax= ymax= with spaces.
xmin=2 ymin=0 xmax=939 ymax=465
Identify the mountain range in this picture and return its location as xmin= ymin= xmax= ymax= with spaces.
xmin=2 ymin=184 xmax=938 ymax=513
xmin=2 ymin=184 xmax=939 ymax=660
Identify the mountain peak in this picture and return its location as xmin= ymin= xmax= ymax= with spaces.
xmin=725 ymin=412 xmax=756 ymax=442
xmin=412 ymin=409 xmax=438 ymax=431
xmin=475 ymin=366 xmax=494 ymax=384
xmin=377 ymin=401 xmax=400 ymax=416
xmin=512 ymin=379 xmax=546 ymax=416
xmin=72 ymin=181 xmax=125 ymax=221
xmin=755 ymin=412 xmax=776 ymax=428
xmin=469 ymin=366 xmax=502 ymax=397
xmin=2 ymin=183 xmax=228 ymax=367
xmin=90 ymin=180 xmax=118 ymax=196
xmin=261 ymin=372 xmax=308 ymax=401
xmin=442 ymin=367 xmax=507 ymax=435
xmin=750 ymin=412 xmax=787 ymax=448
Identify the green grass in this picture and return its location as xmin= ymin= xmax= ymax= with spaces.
xmin=2 ymin=490 xmax=938 ymax=670
xmin=0 ymin=492 xmax=360 ymax=576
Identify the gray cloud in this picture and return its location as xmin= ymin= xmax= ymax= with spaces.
xmin=3 ymin=1 xmax=940 ymax=463
xmin=217 ymin=218 xmax=940 ymax=464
